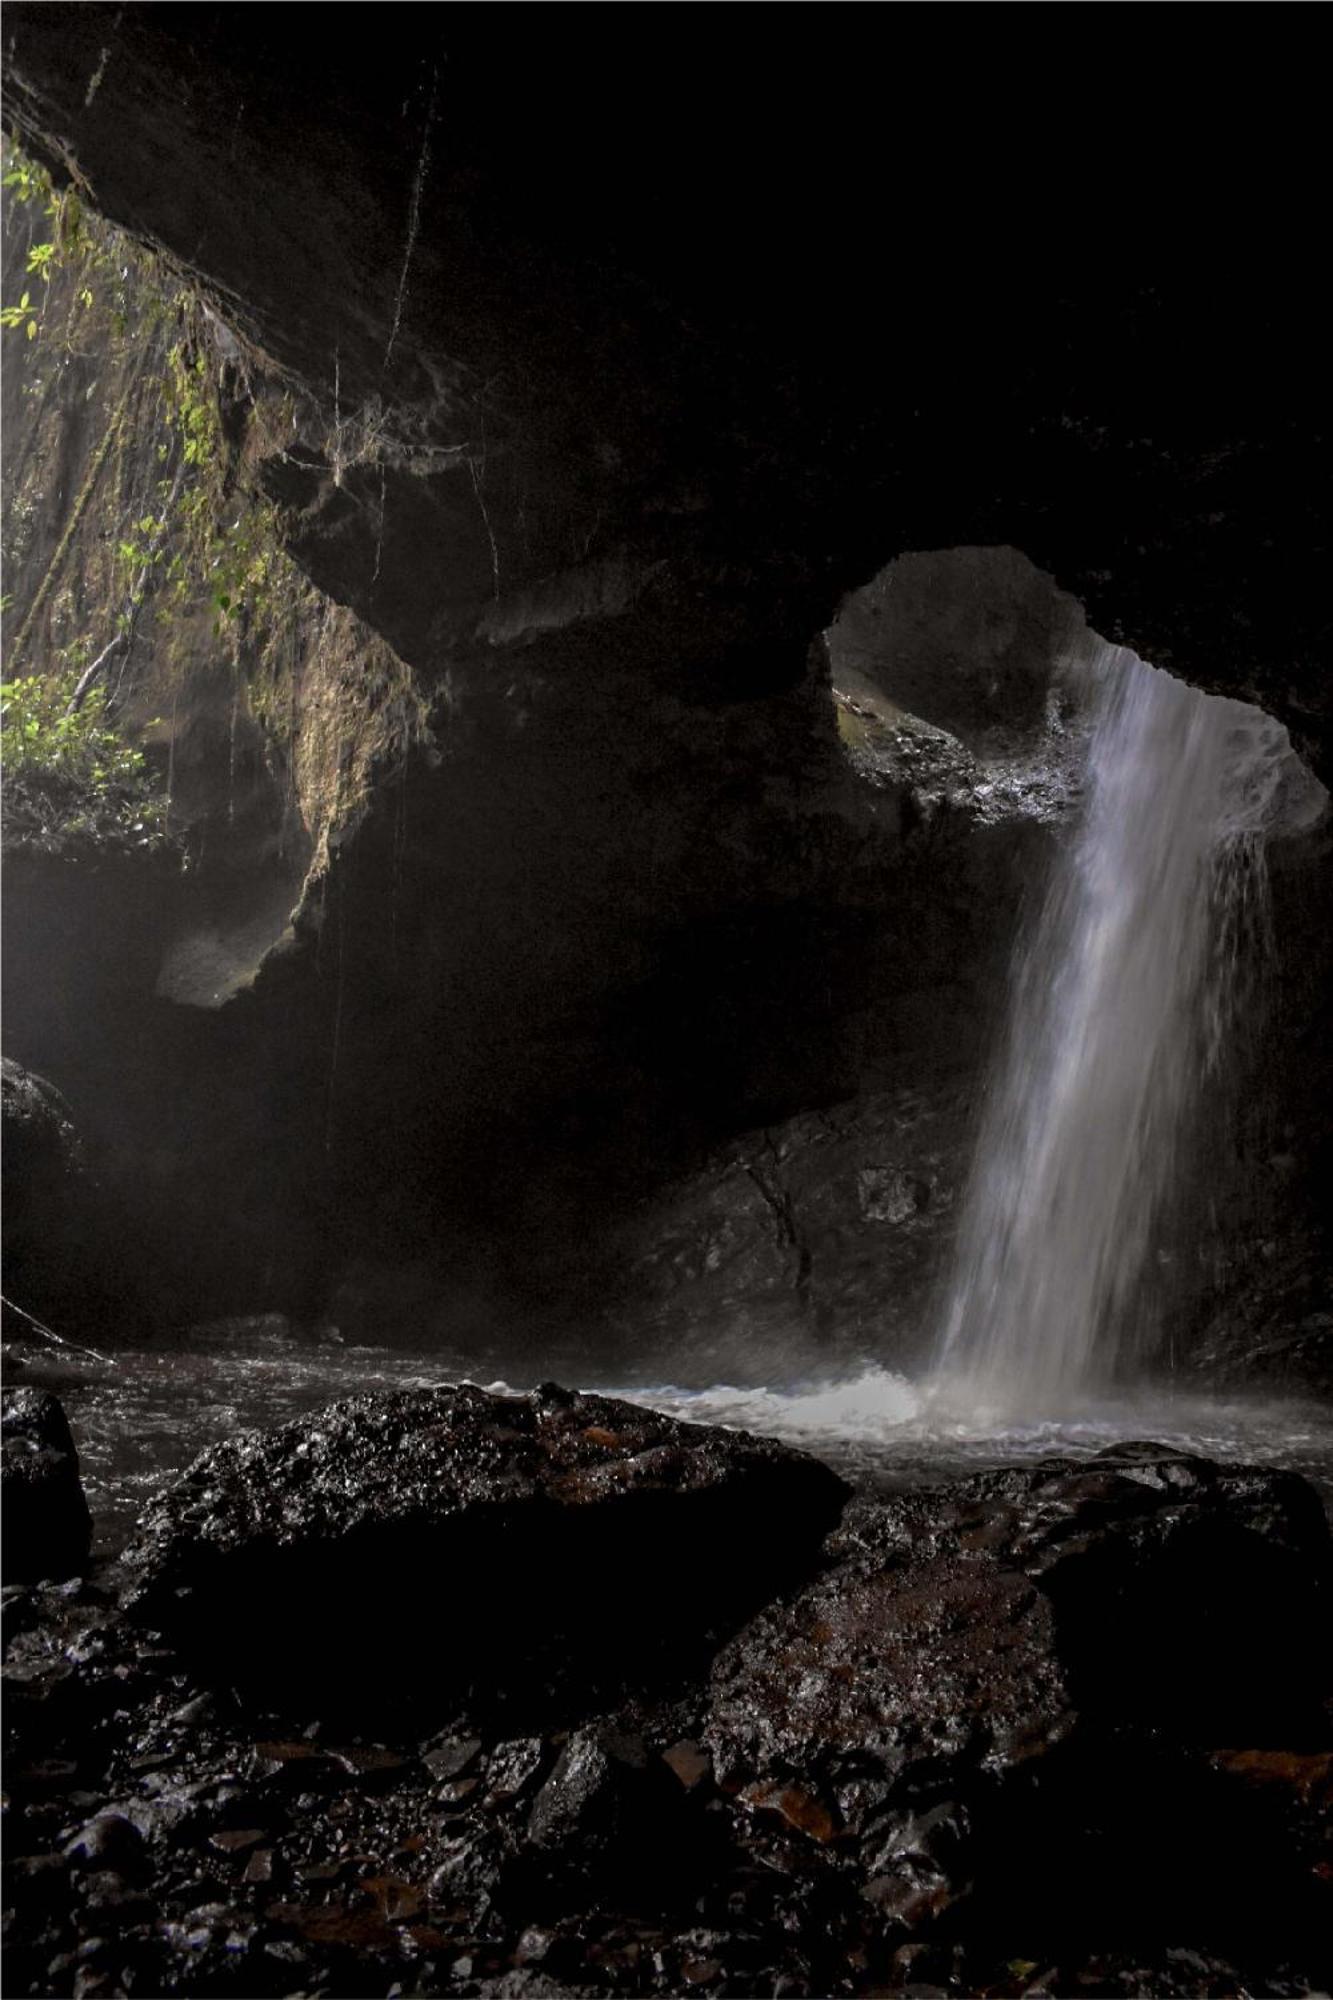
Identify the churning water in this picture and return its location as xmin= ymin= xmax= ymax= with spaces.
xmin=934 ymin=643 xmax=1300 ymax=1414
xmin=629 ymin=1370 xmax=1333 ymax=1502
xmin=33 ymin=1336 xmax=1333 ymax=1557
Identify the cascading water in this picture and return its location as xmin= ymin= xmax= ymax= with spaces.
xmin=933 ymin=641 xmax=1293 ymax=1414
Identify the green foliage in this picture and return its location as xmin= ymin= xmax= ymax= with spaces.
xmin=2 ymin=137 xmax=307 ymax=800
xmin=5 ymin=137 xmax=289 ymax=649
xmin=0 ymin=671 xmax=171 ymax=852
xmin=2 ymin=143 xmax=120 ymax=343
xmin=2 ymin=150 xmax=49 ymax=208
xmin=113 ymin=514 xmax=170 ymax=583
xmin=166 ymin=338 xmax=220 ymax=469
xmin=210 ymin=503 xmax=283 ymax=630
xmin=0 ymin=289 xmax=39 ymax=338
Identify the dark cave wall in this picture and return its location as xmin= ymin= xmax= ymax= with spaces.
xmin=1186 ymin=833 xmax=1333 ymax=1391
xmin=1 ymin=7 xmax=1329 ymax=1360
xmin=1 ymin=168 xmax=920 ymax=1329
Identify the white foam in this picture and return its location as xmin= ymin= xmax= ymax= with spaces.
xmin=620 ymin=1365 xmax=923 ymax=1443
xmin=614 ymin=1364 xmax=1333 ymax=1495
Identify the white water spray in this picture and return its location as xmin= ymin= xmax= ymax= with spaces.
xmin=934 ymin=643 xmax=1297 ymax=1414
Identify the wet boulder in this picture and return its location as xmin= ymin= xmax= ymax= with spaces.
xmin=708 ymin=1443 xmax=1333 ymax=1960
xmin=1027 ymin=1447 xmax=1331 ymax=1741
xmin=1 ymin=1388 xmax=93 ymax=1582
xmin=706 ymin=1502 xmax=1074 ymax=1944
xmin=844 ymin=1441 xmax=1333 ymax=1744
xmin=121 ymin=1383 xmax=850 ymax=1723
xmin=708 ymin=1545 xmax=1073 ymax=1873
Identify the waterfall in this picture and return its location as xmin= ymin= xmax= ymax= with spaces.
xmin=934 ymin=643 xmax=1291 ymax=1413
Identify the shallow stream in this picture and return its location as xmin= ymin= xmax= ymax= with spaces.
xmin=16 ymin=1323 xmax=1333 ymax=1555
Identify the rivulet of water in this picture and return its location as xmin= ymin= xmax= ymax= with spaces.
xmin=933 ymin=644 xmax=1294 ymax=1415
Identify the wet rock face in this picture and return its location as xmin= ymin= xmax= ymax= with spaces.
xmin=613 ymin=1086 xmax=973 ymax=1381
xmin=1 ymin=1388 xmax=93 ymax=1583
xmin=1 ymin=1059 xmax=86 ymax=1177
xmin=516 ymin=1723 xmax=697 ymax=1911
xmin=121 ymin=1384 xmax=850 ymax=1721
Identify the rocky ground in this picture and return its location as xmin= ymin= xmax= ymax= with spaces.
xmin=3 ymin=1382 xmax=1331 ymax=1999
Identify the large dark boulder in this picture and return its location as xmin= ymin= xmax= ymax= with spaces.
xmin=938 ymin=1444 xmax=1333 ymax=1744
xmin=706 ymin=1524 xmax=1075 ymax=1940
xmin=707 ymin=1443 xmax=1333 ymax=1963
xmin=121 ymin=1383 xmax=850 ymax=1722
xmin=1 ymin=1387 xmax=92 ymax=1583
xmin=710 ymin=1550 xmax=1073 ymax=1813
xmin=711 ymin=1443 xmax=1332 ymax=1806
